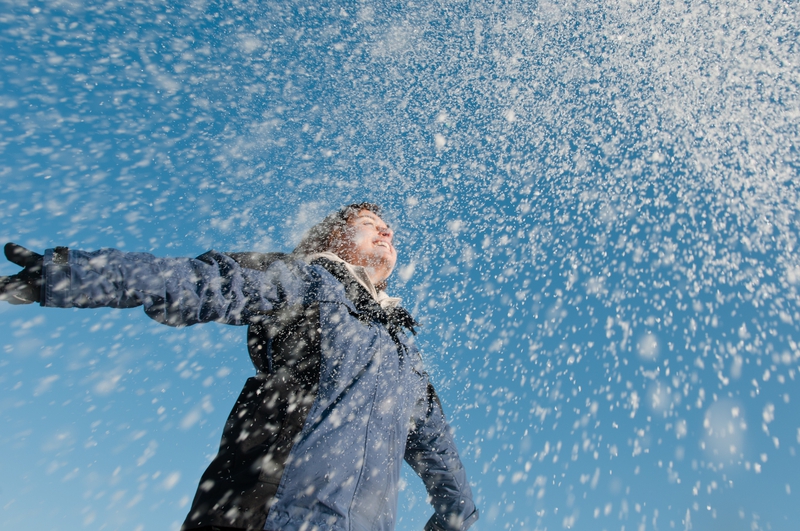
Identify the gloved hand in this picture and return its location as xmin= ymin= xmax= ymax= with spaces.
xmin=0 ymin=243 xmax=44 ymax=304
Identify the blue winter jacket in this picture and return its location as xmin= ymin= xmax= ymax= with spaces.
xmin=41 ymin=248 xmax=478 ymax=531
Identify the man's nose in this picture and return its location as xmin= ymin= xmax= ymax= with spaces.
xmin=378 ymin=226 xmax=393 ymax=240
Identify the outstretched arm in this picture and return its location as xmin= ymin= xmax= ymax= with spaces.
xmin=1 ymin=243 xmax=299 ymax=327
xmin=405 ymin=382 xmax=479 ymax=531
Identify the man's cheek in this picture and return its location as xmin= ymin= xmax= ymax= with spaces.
xmin=353 ymin=233 xmax=371 ymax=248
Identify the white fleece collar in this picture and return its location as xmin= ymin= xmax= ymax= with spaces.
xmin=306 ymin=252 xmax=402 ymax=310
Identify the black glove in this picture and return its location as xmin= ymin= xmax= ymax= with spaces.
xmin=0 ymin=243 xmax=44 ymax=305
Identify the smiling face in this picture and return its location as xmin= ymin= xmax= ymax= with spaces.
xmin=330 ymin=209 xmax=397 ymax=285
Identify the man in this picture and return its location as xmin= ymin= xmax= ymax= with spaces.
xmin=0 ymin=203 xmax=478 ymax=531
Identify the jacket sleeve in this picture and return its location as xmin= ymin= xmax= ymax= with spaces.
xmin=405 ymin=382 xmax=479 ymax=531
xmin=40 ymin=248 xmax=302 ymax=327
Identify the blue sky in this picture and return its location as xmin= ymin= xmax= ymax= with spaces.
xmin=1 ymin=1 xmax=799 ymax=530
